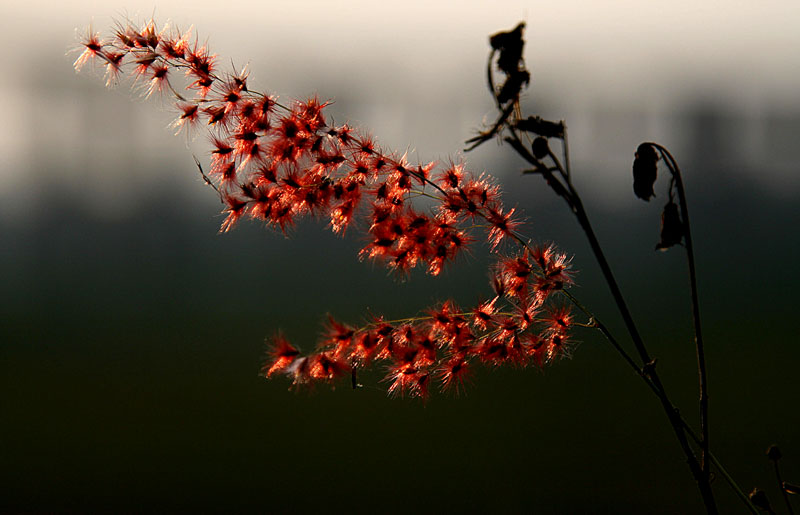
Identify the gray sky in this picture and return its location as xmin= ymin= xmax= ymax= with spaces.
xmin=2 ymin=0 xmax=799 ymax=217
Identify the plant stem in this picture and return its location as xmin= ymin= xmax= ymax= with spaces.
xmin=567 ymin=290 xmax=757 ymax=513
xmin=771 ymin=459 xmax=795 ymax=515
xmin=684 ymin=426 xmax=760 ymax=514
xmin=506 ymin=128 xmax=718 ymax=512
xmin=649 ymin=143 xmax=711 ymax=482
xmin=568 ymin=184 xmax=718 ymax=514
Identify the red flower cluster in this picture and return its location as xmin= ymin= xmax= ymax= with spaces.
xmin=76 ymin=19 xmax=577 ymax=398
xmin=264 ymin=243 xmax=573 ymax=399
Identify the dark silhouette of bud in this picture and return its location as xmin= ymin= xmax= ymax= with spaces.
xmin=515 ymin=116 xmax=565 ymax=139
xmin=532 ymin=136 xmax=550 ymax=160
xmin=497 ymin=69 xmax=530 ymax=105
xmin=749 ymin=488 xmax=774 ymax=512
xmin=655 ymin=201 xmax=684 ymax=250
xmin=490 ymin=22 xmax=525 ymax=75
xmin=633 ymin=143 xmax=658 ymax=201
xmin=489 ymin=22 xmax=530 ymax=106
xmin=767 ymin=445 xmax=783 ymax=462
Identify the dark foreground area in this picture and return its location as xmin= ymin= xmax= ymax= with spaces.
xmin=2 ymin=160 xmax=799 ymax=513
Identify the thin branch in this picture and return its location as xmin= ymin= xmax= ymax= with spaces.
xmin=499 ymin=120 xmax=718 ymax=513
xmin=193 ymin=155 xmax=221 ymax=198
xmin=566 ymin=293 xmax=755 ymax=514
xmin=649 ymin=142 xmax=710 ymax=481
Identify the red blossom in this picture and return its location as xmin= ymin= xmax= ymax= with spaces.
xmin=220 ymin=81 xmax=244 ymax=112
xmin=472 ymin=298 xmax=497 ymax=330
xmin=437 ymin=357 xmax=470 ymax=394
xmin=486 ymin=206 xmax=522 ymax=250
xmin=355 ymin=134 xmax=377 ymax=158
xmin=159 ymin=27 xmax=191 ymax=59
xmin=498 ymin=252 xmax=533 ymax=301
xmin=526 ymin=331 xmax=571 ymax=367
xmin=385 ymin=364 xmax=410 ymax=397
xmin=428 ymin=300 xmax=461 ymax=335
xmin=287 ymin=356 xmax=311 ymax=385
xmin=74 ymin=28 xmax=105 ymax=71
xmin=438 ymin=162 xmax=466 ymax=190
xmin=296 ymin=97 xmax=328 ymax=132
xmin=136 ymin=20 xmax=160 ymax=49
xmin=101 ymin=50 xmax=125 ymax=86
xmin=530 ymin=244 xmax=573 ymax=296
xmin=132 ymin=52 xmax=157 ymax=79
xmin=330 ymin=197 xmax=359 ymax=234
xmin=262 ymin=334 xmax=300 ymax=377
xmin=414 ymin=332 xmax=438 ymax=366
xmin=323 ymin=316 xmax=355 ymax=358
xmin=308 ymin=352 xmax=350 ymax=381
xmin=173 ymin=102 xmax=200 ymax=134
xmin=445 ymin=321 xmax=476 ymax=356
xmin=351 ymin=331 xmax=380 ymax=365
xmin=113 ymin=23 xmax=138 ymax=49
xmin=254 ymin=96 xmax=276 ymax=124
xmin=544 ymin=305 xmax=572 ymax=335
xmin=145 ymin=64 xmax=170 ymax=97
xmin=220 ymin=193 xmax=248 ymax=233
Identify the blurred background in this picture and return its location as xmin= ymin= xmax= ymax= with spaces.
xmin=2 ymin=1 xmax=799 ymax=512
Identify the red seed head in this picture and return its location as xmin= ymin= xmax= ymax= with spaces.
xmin=262 ymin=334 xmax=300 ymax=377
xmin=437 ymin=357 xmax=470 ymax=395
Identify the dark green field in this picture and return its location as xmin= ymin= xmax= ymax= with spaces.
xmin=3 ymin=149 xmax=798 ymax=513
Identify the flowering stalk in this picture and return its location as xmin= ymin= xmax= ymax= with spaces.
xmin=74 ymin=19 xmax=577 ymax=399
